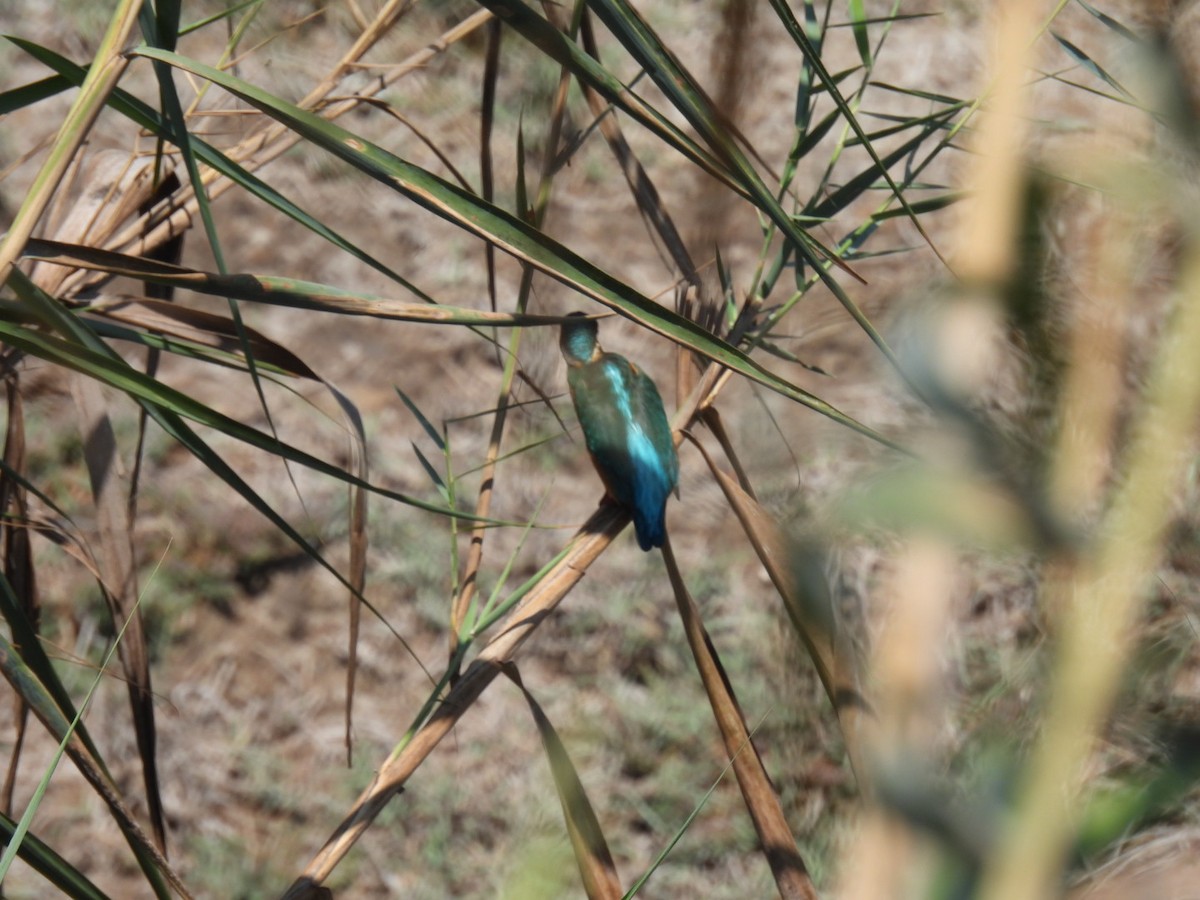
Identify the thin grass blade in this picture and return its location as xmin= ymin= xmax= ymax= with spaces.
xmin=1074 ymin=0 xmax=1139 ymax=44
xmin=0 ymin=75 xmax=71 ymax=115
xmin=0 ymin=810 xmax=109 ymax=900
xmin=1051 ymin=32 xmax=1135 ymax=99
xmin=128 ymin=46 xmax=905 ymax=448
xmin=79 ymin=295 xmax=319 ymax=377
xmin=505 ymin=666 xmax=623 ymax=899
xmin=848 ymin=0 xmax=873 ymax=66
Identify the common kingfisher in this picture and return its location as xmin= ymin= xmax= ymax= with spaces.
xmin=560 ymin=313 xmax=678 ymax=550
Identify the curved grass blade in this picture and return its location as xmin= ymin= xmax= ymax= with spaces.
xmin=22 ymin=239 xmax=571 ymax=326
xmin=0 ymin=810 xmax=108 ymax=900
xmin=0 ymin=577 xmax=177 ymax=898
xmin=0 ymin=74 xmax=71 ymax=115
xmin=505 ymin=666 xmax=622 ymax=899
xmin=82 ymin=315 xmax=304 ymax=376
xmin=81 ymin=295 xmax=320 ymax=377
xmin=128 ymin=47 xmax=905 ymax=450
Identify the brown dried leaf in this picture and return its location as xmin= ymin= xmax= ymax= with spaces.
xmin=660 ymin=535 xmax=819 ymax=900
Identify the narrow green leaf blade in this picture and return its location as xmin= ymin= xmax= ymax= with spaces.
xmin=848 ymin=0 xmax=873 ymax=66
xmin=396 ymin=388 xmax=447 ymax=451
xmin=0 ymin=810 xmax=109 ymax=900
xmin=0 ymin=74 xmax=71 ymax=115
xmin=1051 ymin=31 xmax=1134 ymax=99
xmin=507 ymin=669 xmax=622 ymax=898
xmin=130 ymin=46 xmax=904 ymax=450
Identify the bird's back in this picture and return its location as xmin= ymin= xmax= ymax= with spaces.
xmin=568 ymin=352 xmax=677 ymax=549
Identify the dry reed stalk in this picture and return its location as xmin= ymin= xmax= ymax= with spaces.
xmin=55 ymin=9 xmax=497 ymax=300
xmin=836 ymin=1 xmax=1047 ymax=894
xmin=284 ymin=502 xmax=626 ymax=895
xmin=835 ymin=539 xmax=957 ymax=900
xmin=0 ymin=0 xmax=140 ymax=284
xmin=661 ymin=535 xmax=820 ymax=900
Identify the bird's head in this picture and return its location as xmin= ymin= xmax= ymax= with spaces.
xmin=559 ymin=312 xmax=602 ymax=367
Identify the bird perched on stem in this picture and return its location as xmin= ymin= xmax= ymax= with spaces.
xmin=560 ymin=312 xmax=679 ymax=550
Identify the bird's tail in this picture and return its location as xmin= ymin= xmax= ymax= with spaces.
xmin=633 ymin=508 xmax=666 ymax=551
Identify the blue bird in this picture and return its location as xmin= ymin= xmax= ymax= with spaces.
xmin=560 ymin=313 xmax=679 ymax=550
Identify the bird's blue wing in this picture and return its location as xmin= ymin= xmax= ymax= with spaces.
xmin=568 ymin=354 xmax=678 ymax=550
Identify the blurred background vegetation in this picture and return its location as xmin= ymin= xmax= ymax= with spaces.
xmin=1 ymin=0 xmax=1200 ymax=897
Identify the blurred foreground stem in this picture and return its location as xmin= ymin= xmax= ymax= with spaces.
xmin=979 ymin=243 xmax=1200 ymax=899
